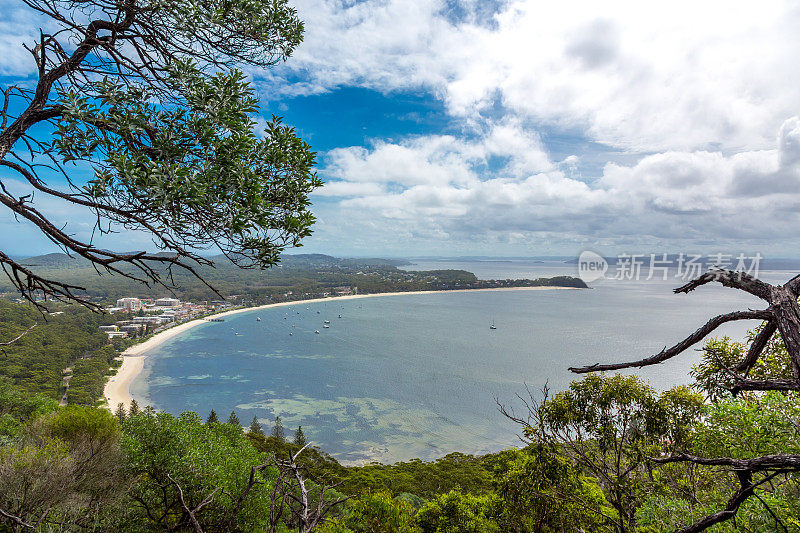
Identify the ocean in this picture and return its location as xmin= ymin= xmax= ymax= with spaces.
xmin=130 ymin=261 xmax=791 ymax=464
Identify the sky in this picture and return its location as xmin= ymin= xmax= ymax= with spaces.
xmin=2 ymin=0 xmax=800 ymax=258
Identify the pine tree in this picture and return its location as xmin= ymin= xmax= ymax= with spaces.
xmin=249 ymin=416 xmax=264 ymax=436
xmin=114 ymin=403 xmax=127 ymax=424
xmin=207 ymin=409 xmax=219 ymax=424
xmin=227 ymin=411 xmax=241 ymax=426
xmin=129 ymin=399 xmax=140 ymax=416
xmin=293 ymin=426 xmax=307 ymax=447
xmin=271 ymin=416 xmax=285 ymax=441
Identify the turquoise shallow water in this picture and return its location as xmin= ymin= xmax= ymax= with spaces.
xmin=131 ymin=262 xmax=788 ymax=463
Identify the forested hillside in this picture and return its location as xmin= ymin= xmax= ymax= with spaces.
xmin=1 ymin=254 xmax=585 ymax=304
xmin=0 ymin=300 xmax=120 ymax=404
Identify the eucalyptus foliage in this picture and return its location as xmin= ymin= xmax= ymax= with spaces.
xmin=122 ymin=410 xmax=277 ymax=531
xmin=0 ymin=0 xmax=320 ymax=308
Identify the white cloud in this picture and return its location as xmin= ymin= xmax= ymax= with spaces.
xmin=6 ymin=0 xmax=800 ymax=256
xmin=272 ymin=0 xmax=800 ymax=254
xmin=268 ymin=0 xmax=800 ymax=153
xmin=318 ymin=118 xmax=551 ymax=194
xmin=0 ymin=1 xmax=69 ymax=77
xmin=313 ymin=117 xmax=800 ymax=252
xmin=257 ymin=0 xmax=456 ymax=96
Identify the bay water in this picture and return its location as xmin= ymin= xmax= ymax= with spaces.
xmin=130 ymin=261 xmax=790 ymax=463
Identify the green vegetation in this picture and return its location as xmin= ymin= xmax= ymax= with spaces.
xmin=1 ymin=253 xmax=586 ymax=305
xmin=0 ymin=299 xmax=120 ymax=405
xmin=2 ymin=282 xmax=799 ymax=532
xmin=0 ymin=0 xmax=320 ymax=309
xmin=3 ymin=341 xmax=800 ymax=532
xmin=2 ymin=293 xmax=798 ymax=531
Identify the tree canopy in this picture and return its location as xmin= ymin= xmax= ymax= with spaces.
xmin=0 ymin=0 xmax=321 ymax=309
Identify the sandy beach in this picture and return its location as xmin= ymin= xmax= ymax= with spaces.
xmin=102 ymin=285 xmax=580 ymax=409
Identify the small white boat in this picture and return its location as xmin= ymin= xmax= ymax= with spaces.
xmin=256 ymin=317 xmax=261 ymax=322
xmin=323 ymin=325 xmax=330 ymax=329
xmin=338 ymin=314 xmax=342 ymax=318
xmin=324 ymin=320 xmax=330 ymax=324
xmin=490 ymin=324 xmax=497 ymax=330
xmin=315 ymin=330 xmax=320 ymax=334
xmin=289 ymin=332 xmax=293 ymax=336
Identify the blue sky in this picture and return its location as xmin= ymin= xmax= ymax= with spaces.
xmin=2 ymin=0 xmax=800 ymax=258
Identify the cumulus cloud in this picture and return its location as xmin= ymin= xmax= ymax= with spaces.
xmin=315 ymin=119 xmax=553 ymax=203
xmin=5 ymin=0 xmax=800 ymax=255
xmin=314 ymin=117 xmax=800 ymax=252
xmin=0 ymin=5 xmax=49 ymax=76
xmin=265 ymin=0 xmax=800 ymax=153
xmin=270 ymin=0 xmax=800 ymax=253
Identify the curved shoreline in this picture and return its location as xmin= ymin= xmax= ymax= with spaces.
xmin=102 ymin=285 xmax=580 ymax=409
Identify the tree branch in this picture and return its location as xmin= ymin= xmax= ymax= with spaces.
xmin=0 ymin=508 xmax=36 ymax=530
xmin=675 ymin=471 xmax=782 ymax=533
xmin=0 ymin=322 xmax=36 ymax=345
xmin=166 ymin=473 xmax=219 ymax=533
xmin=652 ymin=453 xmax=800 ymax=471
xmin=570 ymin=309 xmax=772 ymax=373
xmin=674 ymin=270 xmax=773 ymax=301
xmin=735 ymin=320 xmax=777 ymax=373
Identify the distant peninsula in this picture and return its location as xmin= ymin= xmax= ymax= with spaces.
xmin=2 ymin=253 xmax=587 ymax=306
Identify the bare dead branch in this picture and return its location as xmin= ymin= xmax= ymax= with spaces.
xmin=270 ymin=442 xmax=350 ymax=533
xmin=652 ymin=453 xmax=800 ymax=471
xmin=675 ymin=471 xmax=783 ymax=533
xmin=0 ymin=323 xmax=36 ymax=345
xmin=166 ymin=473 xmax=220 ymax=533
xmin=735 ymin=320 xmax=777 ymax=373
xmin=674 ymin=269 xmax=773 ymax=301
xmin=0 ymin=508 xmax=36 ymax=530
xmin=570 ymin=309 xmax=772 ymax=373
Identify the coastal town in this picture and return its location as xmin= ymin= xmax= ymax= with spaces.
xmin=97 ymin=297 xmax=234 ymax=340
xmin=95 ymin=287 xmax=358 ymax=339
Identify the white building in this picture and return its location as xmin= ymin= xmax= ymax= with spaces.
xmin=116 ymin=297 xmax=142 ymax=312
xmin=154 ymin=297 xmax=181 ymax=308
xmin=119 ymin=324 xmax=144 ymax=336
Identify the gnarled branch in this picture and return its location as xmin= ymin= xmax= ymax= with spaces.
xmin=735 ymin=320 xmax=777 ymax=373
xmin=675 ymin=471 xmax=782 ymax=533
xmin=570 ymin=309 xmax=772 ymax=374
xmin=674 ymin=269 xmax=773 ymax=301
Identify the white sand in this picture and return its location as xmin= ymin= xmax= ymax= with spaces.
xmin=102 ymin=285 xmax=580 ymax=409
